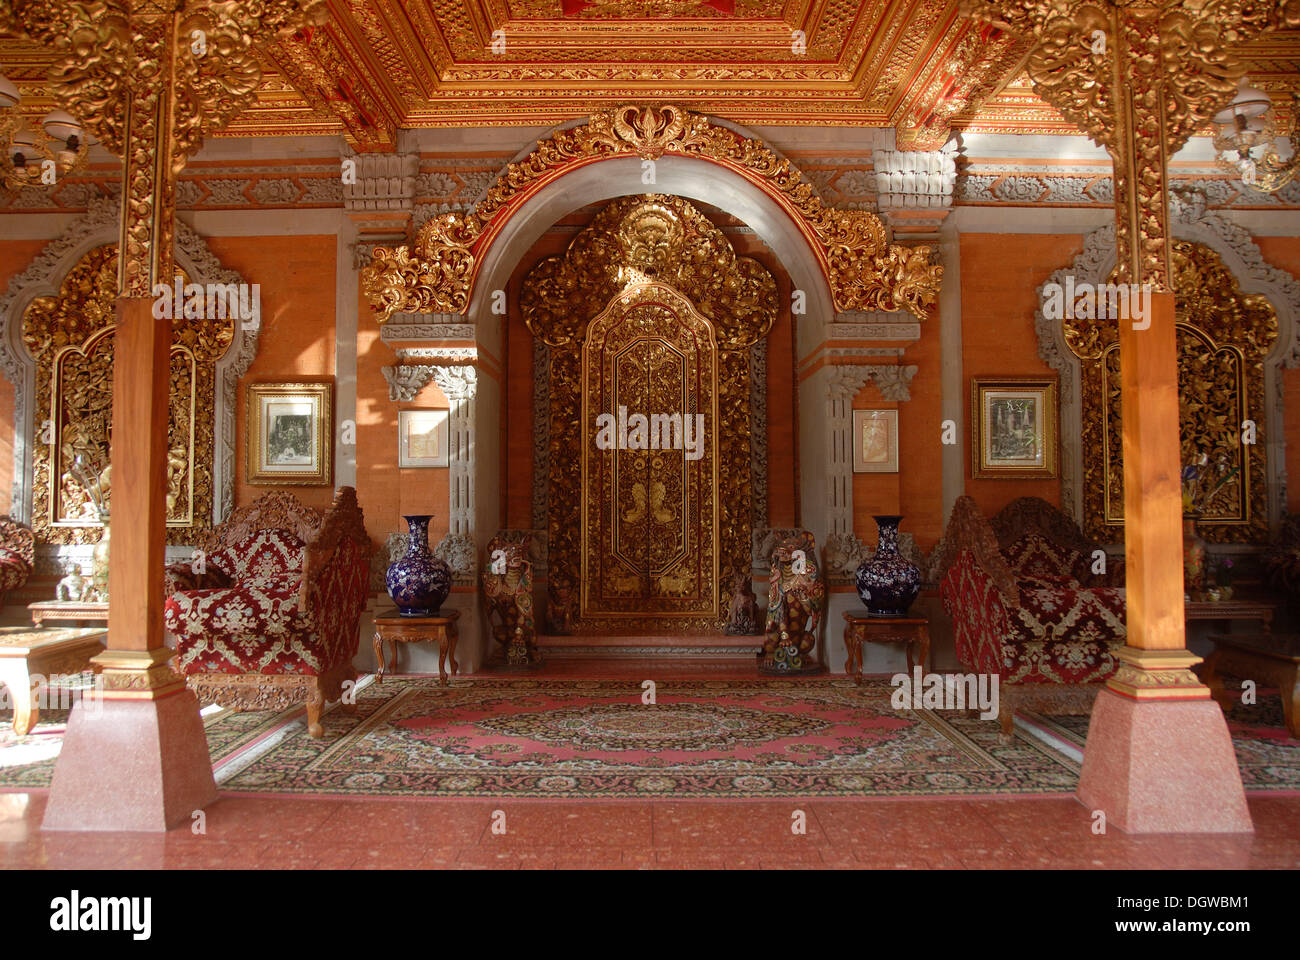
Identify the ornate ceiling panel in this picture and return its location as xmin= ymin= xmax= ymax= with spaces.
xmin=1 ymin=3 xmax=1297 ymax=143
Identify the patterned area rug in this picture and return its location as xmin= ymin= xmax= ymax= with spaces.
xmin=2 ymin=676 xmax=1295 ymax=798
xmin=2 ymin=677 xmax=1082 ymax=798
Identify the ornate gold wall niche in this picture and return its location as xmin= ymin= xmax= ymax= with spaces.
xmin=22 ymin=245 xmax=233 ymax=545
xmin=1070 ymin=241 xmax=1278 ymax=543
xmin=523 ymin=194 xmax=773 ymax=631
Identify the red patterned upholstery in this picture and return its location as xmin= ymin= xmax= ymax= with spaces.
xmin=938 ymin=496 xmax=1125 ymax=732
xmin=164 ymin=496 xmax=370 ymax=679
xmin=0 ymin=548 xmax=31 ymax=593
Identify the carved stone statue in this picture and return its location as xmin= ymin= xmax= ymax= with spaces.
xmin=723 ymin=570 xmax=760 ymax=635
xmin=547 ymin=572 xmax=577 ymax=636
xmin=57 ymin=562 xmax=90 ymax=602
xmin=760 ymin=531 xmax=826 ymax=674
xmin=482 ymin=535 xmax=541 ymax=665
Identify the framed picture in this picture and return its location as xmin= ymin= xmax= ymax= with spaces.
xmin=398 ymin=409 xmax=450 ymax=468
xmin=246 ymin=382 xmax=333 ymax=486
xmin=971 ymin=377 xmax=1059 ymax=479
xmin=852 ymin=409 xmax=899 ymax=473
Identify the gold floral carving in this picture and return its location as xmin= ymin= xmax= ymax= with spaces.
xmin=1069 ymin=242 xmax=1278 ymax=543
xmin=961 ymin=0 xmax=1299 ymax=290
xmin=21 ymin=245 xmax=233 ymax=545
xmin=363 ymin=104 xmax=942 ymax=321
xmin=528 ymin=196 xmax=764 ymax=631
xmin=1 ymin=0 xmax=327 ymax=294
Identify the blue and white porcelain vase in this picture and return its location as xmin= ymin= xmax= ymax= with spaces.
xmin=386 ymin=514 xmax=451 ymax=617
xmin=855 ymin=515 xmax=920 ymax=618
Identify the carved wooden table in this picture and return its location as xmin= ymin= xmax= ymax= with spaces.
xmin=1185 ymin=599 xmax=1277 ymax=633
xmin=28 ymin=600 xmax=110 ymax=629
xmin=372 ymin=609 xmax=460 ymax=686
xmin=842 ymin=610 xmax=930 ymax=684
xmin=0 ymin=626 xmax=106 ymax=736
xmin=1201 ymin=633 xmax=1299 ymax=738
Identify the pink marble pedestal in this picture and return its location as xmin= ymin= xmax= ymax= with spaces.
xmin=1077 ymin=687 xmax=1252 ymax=834
xmin=42 ymin=691 xmax=217 ymax=833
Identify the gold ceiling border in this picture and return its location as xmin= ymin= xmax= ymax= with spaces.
xmin=362 ymin=104 xmax=942 ymax=322
xmin=1068 ymin=241 xmax=1278 ymax=544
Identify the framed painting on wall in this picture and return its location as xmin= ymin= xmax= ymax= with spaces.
xmin=971 ymin=377 xmax=1059 ymax=479
xmin=852 ymin=409 xmax=899 ymax=473
xmin=398 ymin=409 xmax=450 ymax=468
xmin=246 ymin=382 xmax=333 ymax=485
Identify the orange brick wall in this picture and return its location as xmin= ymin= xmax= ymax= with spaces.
xmin=203 ymin=235 xmax=339 ymax=515
xmin=959 ymin=233 xmax=1085 ymax=519
xmin=1253 ymin=236 xmax=1300 ymax=515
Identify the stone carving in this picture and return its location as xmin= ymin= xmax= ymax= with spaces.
xmin=482 ymin=534 xmax=540 ymax=665
xmin=56 ymin=562 xmax=90 ymax=602
xmin=434 ymin=532 xmax=477 ymax=578
xmin=825 ymin=363 xmax=918 ymax=402
xmin=381 ymin=364 xmax=437 ymax=402
xmin=760 ymin=531 xmax=826 ymax=674
xmin=873 ymin=146 xmax=957 ymax=209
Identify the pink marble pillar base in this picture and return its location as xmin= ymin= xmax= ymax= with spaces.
xmin=1077 ymin=687 xmax=1252 ymax=834
xmin=42 ymin=691 xmax=217 ymax=833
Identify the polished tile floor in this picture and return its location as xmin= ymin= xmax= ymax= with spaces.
xmin=3 ymin=659 xmax=1297 ymax=870
xmin=2 ymin=792 xmax=1298 ymax=870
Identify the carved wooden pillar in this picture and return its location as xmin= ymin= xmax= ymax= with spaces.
xmin=963 ymin=0 xmax=1298 ymax=832
xmin=8 ymin=0 xmax=326 ymax=832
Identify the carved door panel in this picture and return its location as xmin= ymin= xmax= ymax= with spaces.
xmin=581 ymin=282 xmax=719 ymax=619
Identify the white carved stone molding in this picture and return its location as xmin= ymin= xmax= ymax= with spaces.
xmin=381 ymin=364 xmax=438 ymax=402
xmin=0 ymin=195 xmax=258 ymax=530
xmin=874 ymin=146 xmax=958 ymax=210
xmin=430 ymin=365 xmax=478 ymax=537
xmin=380 ymin=314 xmax=475 ymax=345
xmin=1034 ymin=198 xmax=1300 ymax=533
xmin=821 ymin=363 xmax=918 ymax=538
xmin=833 ymin=310 xmax=923 ymax=343
xmin=342 ymin=150 xmax=418 ymax=214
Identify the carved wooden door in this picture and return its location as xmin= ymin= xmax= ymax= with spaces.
xmin=581 ymin=282 xmax=719 ymax=619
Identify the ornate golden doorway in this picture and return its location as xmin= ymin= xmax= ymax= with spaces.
xmin=581 ymin=282 xmax=720 ymax=618
xmin=522 ymin=195 xmax=775 ymax=632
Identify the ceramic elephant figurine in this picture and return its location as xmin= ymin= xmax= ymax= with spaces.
xmin=760 ymin=531 xmax=826 ymax=674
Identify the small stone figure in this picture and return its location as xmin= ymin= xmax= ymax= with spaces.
xmin=56 ymin=562 xmax=89 ymax=602
xmin=723 ymin=570 xmax=760 ymax=635
xmin=547 ymin=573 xmax=577 ymax=635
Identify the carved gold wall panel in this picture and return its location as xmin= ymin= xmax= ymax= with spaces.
xmin=1069 ymin=241 xmax=1278 ymax=543
xmin=21 ymin=245 xmax=233 ymax=545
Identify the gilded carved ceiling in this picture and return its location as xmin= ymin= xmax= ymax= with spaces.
xmin=1 ymin=4 xmax=1296 ymax=147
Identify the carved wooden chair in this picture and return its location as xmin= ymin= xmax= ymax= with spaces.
xmin=163 ymin=488 xmax=373 ymax=738
xmin=482 ymin=532 xmax=539 ymax=665
xmin=0 ymin=516 xmax=35 ymax=608
xmin=937 ymin=496 xmax=1125 ymax=734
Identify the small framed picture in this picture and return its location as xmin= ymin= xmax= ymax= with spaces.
xmin=971 ymin=377 xmax=1059 ymax=479
xmin=398 ymin=409 xmax=450 ymax=468
xmin=246 ymin=382 xmax=333 ymax=486
xmin=853 ymin=409 xmax=899 ymax=473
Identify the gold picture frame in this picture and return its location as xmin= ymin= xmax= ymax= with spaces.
xmin=853 ymin=409 xmax=899 ymax=473
xmin=971 ymin=377 xmax=1058 ymax=479
xmin=246 ymin=382 xmax=333 ymax=486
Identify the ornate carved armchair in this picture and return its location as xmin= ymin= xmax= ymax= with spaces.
xmin=938 ymin=496 xmax=1125 ymax=734
xmin=0 ymin=516 xmax=35 ymax=607
xmin=482 ymin=532 xmax=539 ymax=665
xmin=760 ymin=530 xmax=826 ymax=674
xmin=163 ymin=488 xmax=372 ymax=738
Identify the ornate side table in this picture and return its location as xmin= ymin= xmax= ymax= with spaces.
xmin=842 ymin=610 xmax=931 ymax=684
xmin=29 ymin=600 xmax=110 ymax=629
xmin=372 ymin=609 xmax=460 ymax=686
xmin=0 ymin=626 xmax=107 ymax=735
